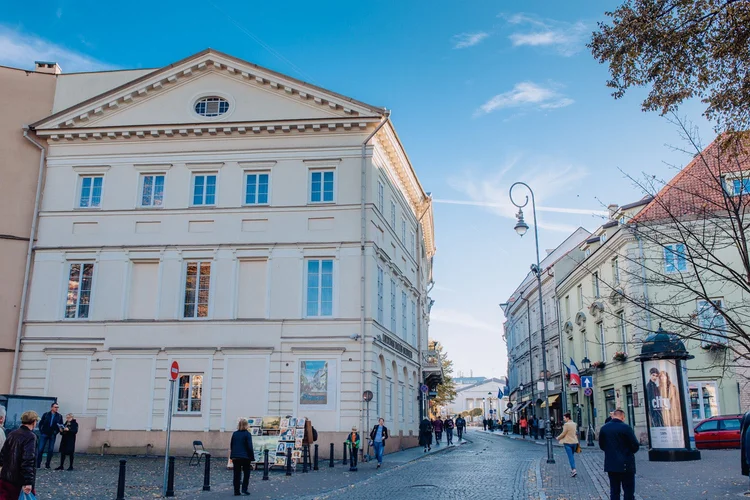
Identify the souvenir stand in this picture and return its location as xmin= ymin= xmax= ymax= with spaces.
xmin=227 ymin=416 xmax=307 ymax=471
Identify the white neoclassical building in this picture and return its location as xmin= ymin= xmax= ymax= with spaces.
xmin=14 ymin=49 xmax=436 ymax=453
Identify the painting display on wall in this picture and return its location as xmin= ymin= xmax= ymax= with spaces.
xmin=300 ymin=360 xmax=328 ymax=405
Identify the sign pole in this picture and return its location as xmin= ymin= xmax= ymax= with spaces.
xmin=163 ymin=361 xmax=179 ymax=497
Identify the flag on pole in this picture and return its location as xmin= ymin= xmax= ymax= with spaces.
xmin=497 ymin=386 xmax=504 ymax=398
xmin=568 ymin=358 xmax=581 ymax=387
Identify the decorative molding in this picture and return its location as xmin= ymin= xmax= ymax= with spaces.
xmin=43 ymin=347 xmax=98 ymax=355
xmin=609 ymin=288 xmax=624 ymax=306
xmin=185 ymin=162 xmax=225 ymax=171
xmin=238 ymin=161 xmax=277 ymax=169
xmin=589 ymin=301 xmax=605 ymax=318
xmin=575 ymin=312 xmax=587 ymax=330
xmin=303 ymin=158 xmax=342 ymax=166
xmin=134 ymin=163 xmax=173 ymax=172
xmin=290 ymin=346 xmax=346 ymax=353
xmin=72 ymin=165 xmax=111 ymax=173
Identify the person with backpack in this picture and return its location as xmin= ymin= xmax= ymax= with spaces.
xmin=443 ymin=416 xmax=455 ymax=445
xmin=419 ymin=418 xmax=433 ymax=452
xmin=455 ymin=415 xmax=466 ymax=441
xmin=369 ymin=418 xmax=388 ymax=468
xmin=432 ymin=417 xmax=443 ymax=445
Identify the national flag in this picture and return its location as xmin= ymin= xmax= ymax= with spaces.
xmin=497 ymin=386 xmax=504 ymax=398
xmin=568 ymin=358 xmax=581 ymax=387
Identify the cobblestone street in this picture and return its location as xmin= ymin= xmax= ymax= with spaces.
xmin=33 ymin=430 xmax=750 ymax=499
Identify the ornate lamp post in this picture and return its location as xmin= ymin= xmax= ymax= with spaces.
xmin=510 ymin=182 xmax=555 ymax=464
xmin=582 ymin=356 xmax=595 ymax=446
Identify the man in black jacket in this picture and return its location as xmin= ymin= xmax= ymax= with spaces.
xmin=37 ymin=402 xmax=63 ymax=468
xmin=0 ymin=410 xmax=39 ymax=499
xmin=599 ymin=409 xmax=640 ymax=500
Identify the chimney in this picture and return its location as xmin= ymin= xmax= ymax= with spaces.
xmin=608 ymin=204 xmax=619 ymax=220
xmin=35 ymin=61 xmax=62 ymax=75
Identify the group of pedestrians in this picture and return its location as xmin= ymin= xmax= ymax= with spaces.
xmin=418 ymin=415 xmax=466 ymax=452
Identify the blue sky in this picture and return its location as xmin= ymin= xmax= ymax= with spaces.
xmin=1 ymin=1 xmax=715 ymax=380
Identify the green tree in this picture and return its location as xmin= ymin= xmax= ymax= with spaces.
xmin=589 ymin=0 xmax=750 ymax=132
xmin=428 ymin=340 xmax=457 ymax=414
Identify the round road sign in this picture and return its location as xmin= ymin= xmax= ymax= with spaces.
xmin=363 ymin=390 xmax=373 ymax=402
xmin=583 ymin=387 xmax=593 ymax=397
xmin=170 ymin=361 xmax=180 ymax=381
xmin=420 ymin=384 xmax=429 ymax=394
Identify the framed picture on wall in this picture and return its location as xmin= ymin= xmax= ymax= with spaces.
xmin=298 ymin=359 xmax=337 ymax=411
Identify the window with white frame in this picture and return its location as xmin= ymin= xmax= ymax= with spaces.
xmin=390 ymin=279 xmax=397 ymax=332
xmin=183 ymin=261 xmax=211 ymax=318
xmin=401 ymin=291 xmax=407 ymax=340
xmin=176 ymin=373 xmax=203 ymax=413
xmin=139 ymin=174 xmax=165 ymax=207
xmin=306 ymin=259 xmax=333 ymax=317
xmin=612 ymin=257 xmax=620 ymax=285
xmin=601 ymin=233 xmax=607 ymax=243
xmin=390 ymin=201 xmax=396 ymax=227
xmin=409 ymin=231 xmax=415 ymax=256
xmin=401 ymin=217 xmax=406 ymax=242
xmin=565 ymin=295 xmax=570 ymax=319
xmin=191 ymin=173 xmax=217 ymax=206
xmin=593 ymin=272 xmax=600 ymax=298
xmin=577 ymin=284 xmax=583 ymax=309
xmin=411 ymin=300 xmax=416 ymax=346
xmin=617 ymin=311 xmax=627 ymax=353
xmin=583 ymin=330 xmax=590 ymax=360
xmin=386 ymin=380 xmax=392 ymax=418
xmin=309 ymin=170 xmax=335 ymax=203
xmin=65 ymin=262 xmax=94 ymax=319
xmin=399 ymin=384 xmax=405 ymax=422
xmin=664 ymin=244 xmax=687 ymax=273
xmin=377 ymin=266 xmax=384 ymax=324
xmin=689 ymin=381 xmax=719 ymax=421
xmin=697 ymin=298 xmax=727 ymax=346
xmin=410 ymin=387 xmax=414 ymax=423
xmin=377 ymin=181 xmax=384 ymax=213
xmin=375 ymin=378 xmax=381 ymax=416
xmin=245 ymin=172 xmax=269 ymax=205
xmin=598 ymin=322 xmax=606 ymax=361
xmin=78 ymin=175 xmax=103 ymax=208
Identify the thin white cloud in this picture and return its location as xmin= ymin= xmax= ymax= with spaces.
xmin=433 ymin=199 xmax=607 ymax=216
xmin=446 ymin=156 xmax=591 ymax=233
xmin=502 ymin=13 xmax=587 ymax=57
xmin=431 ymin=308 xmax=500 ymax=333
xmin=475 ymin=82 xmax=573 ymax=116
xmin=0 ymin=26 xmax=114 ymax=72
xmin=452 ymin=32 xmax=490 ymax=49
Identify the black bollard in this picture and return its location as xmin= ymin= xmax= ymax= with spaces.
xmin=314 ymin=444 xmax=319 ymax=471
xmin=202 ymin=453 xmax=211 ymax=491
xmin=166 ymin=456 xmax=175 ymax=497
xmin=342 ymin=442 xmax=347 ymax=465
xmin=302 ymin=445 xmax=309 ymax=473
xmin=116 ymin=459 xmax=126 ymax=500
xmin=329 ymin=443 xmax=334 ymax=468
xmin=286 ymin=447 xmax=293 ymax=476
xmin=263 ymin=450 xmax=269 ymax=481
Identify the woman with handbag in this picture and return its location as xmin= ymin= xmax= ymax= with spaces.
xmin=556 ymin=412 xmax=579 ymax=477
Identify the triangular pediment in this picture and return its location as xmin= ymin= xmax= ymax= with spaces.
xmin=32 ymin=49 xmax=384 ymax=131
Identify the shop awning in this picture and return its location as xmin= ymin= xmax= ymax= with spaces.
xmin=540 ymin=395 xmax=560 ymax=408
xmin=514 ymin=401 xmax=532 ymax=413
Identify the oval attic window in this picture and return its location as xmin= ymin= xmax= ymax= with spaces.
xmin=194 ymin=96 xmax=230 ymax=117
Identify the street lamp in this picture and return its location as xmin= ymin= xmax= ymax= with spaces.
xmin=582 ymin=356 xmax=595 ymax=446
xmin=510 ymin=182 xmax=555 ymax=464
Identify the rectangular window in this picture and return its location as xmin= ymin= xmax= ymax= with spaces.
xmin=697 ymin=298 xmax=727 ymax=346
xmin=618 ymin=311 xmax=627 ymax=353
xmin=411 ymin=300 xmax=417 ymax=346
xmin=733 ymin=178 xmax=750 ymax=196
xmin=386 ymin=381 xmax=392 ymax=418
xmin=390 ymin=201 xmax=396 ymax=227
xmin=664 ymin=244 xmax=687 ymax=273
xmin=409 ymin=231 xmax=415 ymax=256
xmin=377 ymin=181 xmax=384 ymax=213
xmin=306 ymin=259 xmax=333 ymax=317
xmin=375 ymin=378 xmax=381 ymax=417
xmin=176 ymin=373 xmax=203 ymax=413
xmin=689 ymin=381 xmax=720 ymax=421
xmin=410 ymin=388 xmax=415 ymax=423
xmin=401 ymin=291 xmax=407 ymax=340
xmin=245 ymin=173 xmax=269 ymax=205
xmin=377 ymin=266 xmax=384 ymax=324
xmin=598 ymin=322 xmax=606 ymax=362
xmin=65 ymin=262 xmax=94 ymax=319
xmin=192 ymin=174 xmax=217 ymax=206
xmin=183 ymin=261 xmax=211 ymax=318
xmin=390 ymin=279 xmax=397 ymax=332
xmin=139 ymin=174 xmax=165 ymax=207
xmin=577 ymin=285 xmax=583 ymax=309
xmin=310 ymin=170 xmax=334 ymax=203
xmin=401 ymin=217 xmax=406 ymax=242
xmin=593 ymin=272 xmax=600 ymax=298
xmin=612 ymin=257 xmax=620 ymax=285
xmin=565 ymin=295 xmax=570 ymax=319
xmin=604 ymin=388 xmax=616 ymax=416
xmin=625 ymin=385 xmax=635 ymax=427
xmin=78 ymin=176 xmax=103 ymax=208
xmin=399 ymin=384 xmax=405 ymax=422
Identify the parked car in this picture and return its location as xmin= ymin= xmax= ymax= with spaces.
xmin=694 ymin=414 xmax=743 ymax=449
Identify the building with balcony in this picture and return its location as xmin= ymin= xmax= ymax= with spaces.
xmin=11 ymin=49 xmax=435 ymax=454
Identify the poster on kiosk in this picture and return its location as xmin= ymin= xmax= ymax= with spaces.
xmin=643 ymin=359 xmax=685 ymax=449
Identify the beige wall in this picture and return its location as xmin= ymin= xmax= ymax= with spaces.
xmin=0 ymin=67 xmax=56 ymax=392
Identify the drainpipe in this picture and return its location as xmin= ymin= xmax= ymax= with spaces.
xmin=12 ymin=128 xmax=46 ymax=393
xmin=360 ymin=112 xmax=391 ymax=436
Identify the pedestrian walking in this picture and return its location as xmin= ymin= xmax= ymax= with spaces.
xmin=556 ymin=412 xmax=579 ymax=477
xmin=230 ymin=418 xmax=254 ymax=496
xmin=369 ymin=418 xmax=388 ymax=468
xmin=519 ymin=416 xmax=528 ymax=439
xmin=444 ymin=416 xmax=455 ymax=445
xmin=0 ymin=410 xmax=39 ymax=499
xmin=55 ymin=413 xmax=78 ymax=470
xmin=0 ymin=406 xmax=6 ymax=450
xmin=36 ymin=401 xmax=62 ymax=469
xmin=345 ymin=427 xmax=360 ymax=471
xmin=482 ymin=418 xmax=487 ymax=431
xmin=419 ymin=418 xmax=433 ymax=452
xmin=537 ymin=416 xmax=545 ymax=440
xmin=599 ymin=409 xmax=640 ymax=500
xmin=432 ymin=417 xmax=443 ymax=445
xmin=455 ymin=415 xmax=466 ymax=441
xmin=529 ymin=416 xmax=537 ymax=439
